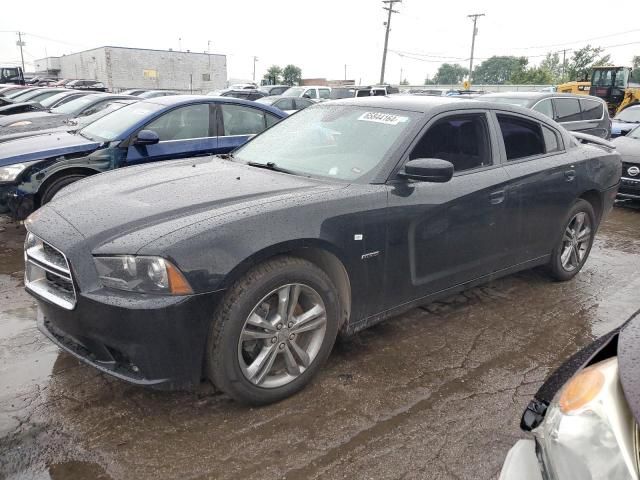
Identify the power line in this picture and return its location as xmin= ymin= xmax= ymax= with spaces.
xmin=504 ymin=28 xmax=640 ymax=51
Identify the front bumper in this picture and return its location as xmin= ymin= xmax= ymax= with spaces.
xmin=33 ymin=288 xmax=225 ymax=390
xmin=499 ymin=440 xmax=544 ymax=480
xmin=618 ymin=176 xmax=640 ymax=200
xmin=0 ymin=183 xmax=35 ymax=220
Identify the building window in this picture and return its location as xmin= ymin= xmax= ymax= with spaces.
xmin=143 ymin=69 xmax=158 ymax=79
xmin=202 ymin=73 xmax=211 ymax=81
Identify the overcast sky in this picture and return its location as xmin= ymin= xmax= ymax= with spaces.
xmin=1 ymin=0 xmax=638 ymax=85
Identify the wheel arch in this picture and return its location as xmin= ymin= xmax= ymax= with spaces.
xmin=36 ymin=166 xmax=101 ymax=206
xmin=578 ymin=189 xmax=603 ymax=224
xmin=219 ymin=239 xmax=352 ymax=329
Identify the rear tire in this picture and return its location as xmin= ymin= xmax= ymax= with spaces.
xmin=206 ymin=256 xmax=340 ymax=405
xmin=39 ymin=174 xmax=87 ymax=205
xmin=549 ymin=199 xmax=596 ymax=281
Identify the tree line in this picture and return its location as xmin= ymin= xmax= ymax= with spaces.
xmin=263 ymin=65 xmax=302 ymax=86
xmin=426 ymin=45 xmax=639 ymax=85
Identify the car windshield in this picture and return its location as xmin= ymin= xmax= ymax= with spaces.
xmin=629 ymin=125 xmax=640 ymax=139
xmin=71 ymin=101 xmax=138 ymax=127
xmin=79 ymin=101 xmax=163 ymax=141
xmin=483 ymin=97 xmax=532 ymax=107
xmin=233 ymin=105 xmax=417 ymax=182
xmin=40 ymin=92 xmax=73 ymax=108
xmin=51 ymin=96 xmax=104 ymax=115
xmin=281 ymin=87 xmax=304 ymax=97
xmin=615 ymin=108 xmax=640 ymax=123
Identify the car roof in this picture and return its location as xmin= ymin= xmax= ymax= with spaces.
xmin=144 ymin=94 xmax=288 ymax=117
xmin=327 ymin=94 xmax=577 ymax=119
xmin=482 ymin=91 xmax=603 ymax=101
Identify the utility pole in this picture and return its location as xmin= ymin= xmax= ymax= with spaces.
xmin=253 ymin=56 xmax=258 ymax=82
xmin=344 ymin=64 xmax=347 ymax=81
xmin=399 ymin=53 xmax=404 ymax=85
xmin=561 ymin=49 xmax=567 ymax=82
xmin=467 ymin=13 xmax=485 ymax=85
xmin=379 ymin=0 xmax=401 ymax=85
xmin=16 ymin=32 xmax=26 ymax=74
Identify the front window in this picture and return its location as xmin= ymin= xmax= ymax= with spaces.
xmin=282 ymin=87 xmax=304 ymax=97
xmin=410 ymin=114 xmax=492 ymax=172
xmin=591 ymin=69 xmax=614 ymax=87
xmin=233 ymin=105 xmax=418 ymax=182
xmin=79 ymin=101 xmax=164 ymax=141
xmin=615 ymin=107 xmax=640 ymax=123
xmin=144 ymin=104 xmax=210 ymax=140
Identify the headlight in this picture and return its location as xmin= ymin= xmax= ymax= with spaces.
xmin=0 ymin=161 xmax=39 ymax=182
xmin=93 ymin=256 xmax=193 ymax=295
xmin=533 ymin=358 xmax=638 ymax=480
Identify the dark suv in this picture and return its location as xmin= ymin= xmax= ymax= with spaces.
xmin=482 ymin=92 xmax=611 ymax=139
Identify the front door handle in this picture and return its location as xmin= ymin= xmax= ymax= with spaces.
xmin=564 ymin=169 xmax=576 ymax=182
xmin=489 ymin=190 xmax=505 ymax=205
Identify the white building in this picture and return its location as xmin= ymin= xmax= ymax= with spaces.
xmin=34 ymin=46 xmax=227 ymax=93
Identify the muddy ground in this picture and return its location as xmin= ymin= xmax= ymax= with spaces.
xmin=1 ymin=205 xmax=640 ymax=480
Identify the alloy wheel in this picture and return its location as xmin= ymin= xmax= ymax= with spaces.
xmin=560 ymin=211 xmax=592 ymax=272
xmin=238 ymin=283 xmax=327 ymax=389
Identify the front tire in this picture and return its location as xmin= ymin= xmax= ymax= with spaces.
xmin=549 ymin=199 xmax=596 ymax=281
xmin=206 ymin=256 xmax=340 ymax=405
xmin=40 ymin=174 xmax=87 ymax=205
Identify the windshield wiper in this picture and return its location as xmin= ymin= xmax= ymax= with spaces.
xmin=247 ymin=161 xmax=296 ymax=175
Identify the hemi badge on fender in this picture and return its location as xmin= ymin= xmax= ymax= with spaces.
xmin=361 ymin=251 xmax=380 ymax=260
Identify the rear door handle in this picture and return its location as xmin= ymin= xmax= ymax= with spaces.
xmin=564 ymin=169 xmax=576 ymax=182
xmin=489 ymin=190 xmax=505 ymax=205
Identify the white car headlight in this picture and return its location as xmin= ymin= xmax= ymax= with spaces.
xmin=0 ymin=161 xmax=39 ymax=182
xmin=94 ymin=255 xmax=193 ymax=295
xmin=533 ymin=358 xmax=639 ymax=480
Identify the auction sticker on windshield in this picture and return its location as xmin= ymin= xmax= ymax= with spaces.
xmin=358 ymin=112 xmax=408 ymax=125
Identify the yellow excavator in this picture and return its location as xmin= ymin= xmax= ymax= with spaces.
xmin=556 ymin=66 xmax=640 ymax=115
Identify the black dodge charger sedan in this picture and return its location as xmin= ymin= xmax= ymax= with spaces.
xmin=24 ymin=96 xmax=621 ymax=404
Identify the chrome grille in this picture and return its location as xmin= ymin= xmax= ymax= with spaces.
xmin=24 ymin=232 xmax=76 ymax=310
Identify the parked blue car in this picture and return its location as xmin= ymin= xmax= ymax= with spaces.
xmin=0 ymin=95 xmax=287 ymax=219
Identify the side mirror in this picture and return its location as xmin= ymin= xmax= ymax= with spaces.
xmin=399 ymin=158 xmax=454 ymax=183
xmin=134 ymin=129 xmax=160 ymax=145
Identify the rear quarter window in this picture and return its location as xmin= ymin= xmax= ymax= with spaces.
xmin=580 ymin=99 xmax=604 ymax=120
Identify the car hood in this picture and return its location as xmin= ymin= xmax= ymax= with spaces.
xmin=617 ymin=310 xmax=640 ymax=423
xmin=0 ymin=131 xmax=101 ymax=167
xmin=612 ymin=136 xmax=640 ymax=164
xmin=45 ymin=156 xmax=342 ymax=253
xmin=0 ymin=110 xmax=59 ymax=127
xmin=0 ymin=125 xmax=68 ymax=144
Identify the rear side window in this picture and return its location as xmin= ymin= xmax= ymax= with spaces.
xmin=497 ymin=114 xmax=545 ymax=161
xmin=410 ymin=113 xmax=492 ymax=172
xmin=580 ymin=99 xmax=603 ymax=120
xmin=221 ymin=104 xmax=270 ymax=136
xmin=553 ymin=98 xmax=582 ymax=122
xmin=319 ymin=89 xmax=331 ymax=99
